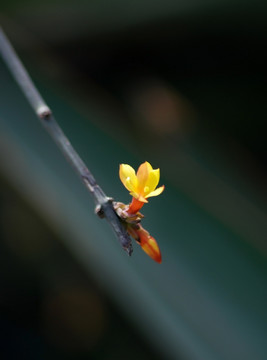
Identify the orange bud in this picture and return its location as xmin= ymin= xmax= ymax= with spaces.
xmin=133 ymin=226 xmax=162 ymax=263
xmin=139 ymin=233 xmax=162 ymax=263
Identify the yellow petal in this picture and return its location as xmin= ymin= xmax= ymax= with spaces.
xmin=145 ymin=185 xmax=165 ymax=198
xmin=136 ymin=161 xmax=152 ymax=190
xmin=125 ymin=177 xmax=138 ymax=194
xmin=119 ymin=164 xmax=137 ymax=192
xmin=146 ymin=168 xmax=160 ymax=192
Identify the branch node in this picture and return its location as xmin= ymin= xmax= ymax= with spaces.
xmin=95 ymin=204 xmax=105 ymax=218
xmin=37 ymin=105 xmax=52 ymax=120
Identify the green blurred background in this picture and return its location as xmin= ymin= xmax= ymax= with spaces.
xmin=0 ymin=1 xmax=267 ymax=359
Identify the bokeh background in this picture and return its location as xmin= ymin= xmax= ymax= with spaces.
xmin=0 ymin=1 xmax=267 ymax=359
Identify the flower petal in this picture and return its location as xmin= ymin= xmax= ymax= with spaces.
xmin=119 ymin=164 xmax=137 ymax=192
xmin=136 ymin=161 xmax=152 ymax=190
xmin=125 ymin=177 xmax=138 ymax=194
xmin=146 ymin=168 xmax=160 ymax=192
xmin=145 ymin=185 xmax=165 ymax=198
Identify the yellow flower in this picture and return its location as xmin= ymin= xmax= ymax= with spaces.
xmin=119 ymin=161 xmax=164 ymax=203
xmin=118 ymin=161 xmax=164 ymax=263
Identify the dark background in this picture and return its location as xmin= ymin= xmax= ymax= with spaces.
xmin=0 ymin=1 xmax=267 ymax=359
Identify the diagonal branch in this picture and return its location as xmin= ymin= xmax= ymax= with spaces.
xmin=0 ymin=27 xmax=133 ymax=255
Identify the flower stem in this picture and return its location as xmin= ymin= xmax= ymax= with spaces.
xmin=128 ymin=197 xmax=144 ymax=214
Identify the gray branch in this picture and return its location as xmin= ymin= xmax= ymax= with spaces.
xmin=0 ymin=27 xmax=132 ymax=255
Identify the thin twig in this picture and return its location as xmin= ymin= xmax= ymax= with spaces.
xmin=0 ymin=27 xmax=132 ymax=255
